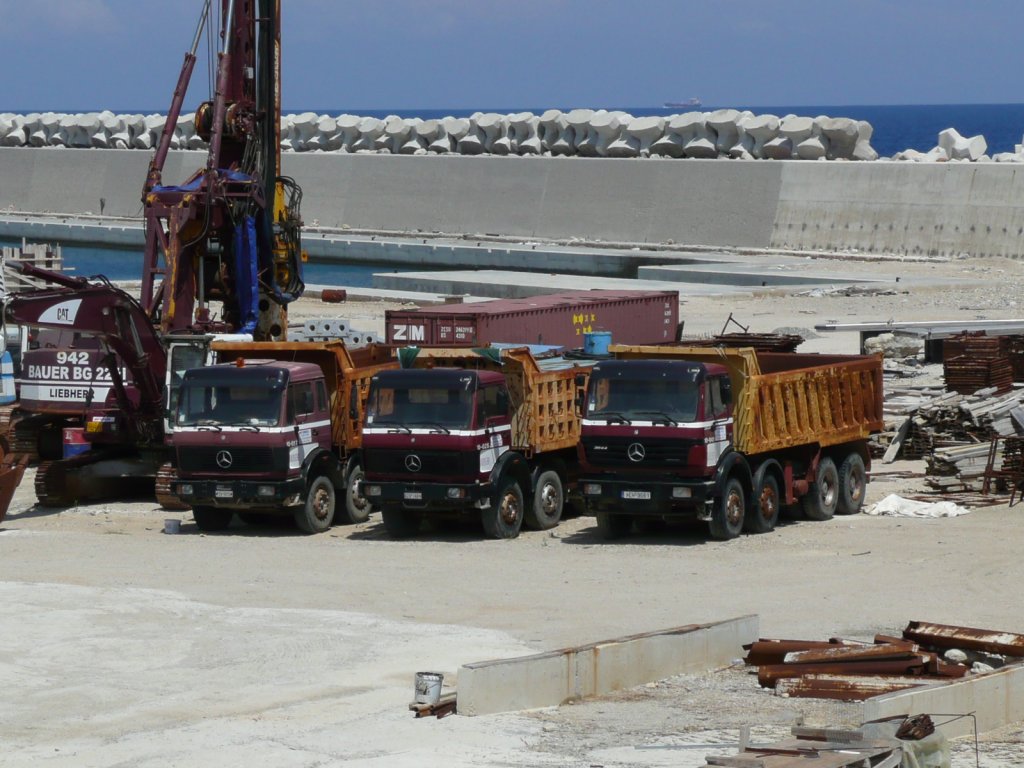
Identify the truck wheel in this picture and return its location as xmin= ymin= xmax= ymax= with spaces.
xmin=745 ymin=473 xmax=780 ymax=534
xmin=193 ymin=505 xmax=233 ymax=532
xmin=595 ymin=512 xmax=632 ymax=540
xmin=802 ymin=457 xmax=839 ymax=521
xmin=339 ymin=463 xmax=372 ymax=525
xmin=294 ymin=475 xmax=335 ymax=534
xmin=482 ymin=479 xmax=524 ymax=539
xmin=382 ymin=508 xmax=421 ymax=538
xmin=526 ymin=470 xmax=563 ymax=530
xmin=837 ymin=453 xmax=867 ymax=515
xmin=709 ymin=477 xmax=745 ymax=540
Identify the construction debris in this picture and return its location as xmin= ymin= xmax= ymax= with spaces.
xmin=702 ymin=725 xmax=903 ymax=767
xmin=408 ymin=692 xmax=457 ymax=719
xmin=943 ymin=333 xmax=1016 ymax=394
xmin=743 ymin=620 xmax=1024 ymax=703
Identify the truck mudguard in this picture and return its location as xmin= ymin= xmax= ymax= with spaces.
xmin=491 ymin=450 xmax=530 ymax=493
xmin=302 ymin=447 xmax=345 ymax=489
xmin=713 ymin=449 xmax=753 ymax=496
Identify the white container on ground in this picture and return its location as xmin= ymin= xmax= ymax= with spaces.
xmin=414 ymin=672 xmax=443 ymax=705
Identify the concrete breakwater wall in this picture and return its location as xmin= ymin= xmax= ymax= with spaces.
xmin=1 ymin=148 xmax=1022 ymax=259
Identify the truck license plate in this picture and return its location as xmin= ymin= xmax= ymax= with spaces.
xmin=404 ymin=491 xmax=423 ymax=500
xmin=215 ymin=486 xmax=233 ymax=499
xmin=622 ymin=490 xmax=651 ymax=500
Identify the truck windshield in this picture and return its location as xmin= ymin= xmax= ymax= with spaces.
xmin=587 ymin=367 xmax=701 ymax=423
xmin=367 ymin=372 xmax=476 ymax=430
xmin=177 ymin=378 xmax=284 ymax=427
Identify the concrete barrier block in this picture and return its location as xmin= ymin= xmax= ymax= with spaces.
xmin=456 ymin=615 xmax=758 ymax=716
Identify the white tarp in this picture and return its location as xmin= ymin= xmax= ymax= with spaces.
xmin=864 ymin=493 xmax=971 ymax=518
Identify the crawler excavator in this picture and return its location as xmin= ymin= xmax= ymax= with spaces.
xmin=0 ymin=0 xmax=305 ymax=520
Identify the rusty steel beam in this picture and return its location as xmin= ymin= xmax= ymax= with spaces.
xmin=904 ymin=620 xmax=1024 ymax=657
xmin=776 ymin=674 xmax=938 ymax=701
xmin=784 ymin=643 xmax=921 ymax=664
xmin=758 ymin=657 xmax=930 ymax=688
xmin=743 ymin=639 xmax=846 ymax=666
xmin=873 ymin=634 xmax=917 ymax=647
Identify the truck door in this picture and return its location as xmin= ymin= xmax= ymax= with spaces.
xmin=706 ymin=375 xmax=733 ymax=465
xmin=476 ymin=384 xmax=511 ymax=477
xmin=288 ymin=380 xmax=329 ymax=461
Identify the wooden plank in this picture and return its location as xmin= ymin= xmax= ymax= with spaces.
xmin=881 ymin=417 xmax=911 ymax=464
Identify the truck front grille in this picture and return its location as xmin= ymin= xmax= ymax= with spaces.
xmin=178 ymin=447 xmax=290 ymax=475
xmin=364 ymin=449 xmax=479 ymax=479
xmin=582 ymin=436 xmax=698 ymax=468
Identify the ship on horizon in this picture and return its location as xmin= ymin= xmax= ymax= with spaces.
xmin=663 ymin=97 xmax=702 ymax=109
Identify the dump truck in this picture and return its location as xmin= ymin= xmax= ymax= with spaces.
xmin=577 ymin=345 xmax=884 ymax=540
xmin=170 ymin=341 xmax=396 ymax=532
xmin=359 ymin=346 xmax=593 ymax=539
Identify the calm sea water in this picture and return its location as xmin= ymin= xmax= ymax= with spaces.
xmin=296 ymin=102 xmax=1024 ymax=158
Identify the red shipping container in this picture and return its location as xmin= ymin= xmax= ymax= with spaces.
xmin=386 ymin=290 xmax=679 ymax=348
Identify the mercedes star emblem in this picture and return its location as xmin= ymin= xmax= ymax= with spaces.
xmin=216 ymin=450 xmax=233 ymax=469
xmin=627 ymin=442 xmax=646 ymax=463
xmin=405 ymin=454 xmax=422 ymax=472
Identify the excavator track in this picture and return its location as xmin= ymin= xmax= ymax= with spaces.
xmin=34 ymin=461 xmax=73 ymax=507
xmin=155 ymin=462 xmax=190 ymax=510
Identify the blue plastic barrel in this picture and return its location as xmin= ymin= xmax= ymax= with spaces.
xmin=583 ymin=331 xmax=611 ymax=355
xmin=63 ymin=428 xmax=90 ymax=459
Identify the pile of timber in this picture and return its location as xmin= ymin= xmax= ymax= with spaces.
xmin=703 ymin=726 xmax=902 ymax=767
xmin=744 ymin=621 xmax=1024 ymax=703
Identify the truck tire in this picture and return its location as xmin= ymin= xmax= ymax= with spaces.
xmin=745 ymin=472 xmax=780 ymax=534
xmin=526 ymin=470 xmax=563 ymax=530
xmin=294 ymin=475 xmax=335 ymax=534
xmin=837 ymin=453 xmax=867 ymax=515
xmin=709 ymin=476 xmax=745 ymax=540
xmin=193 ymin=505 xmax=233 ymax=532
xmin=596 ymin=512 xmax=632 ymax=540
xmin=382 ymin=507 xmax=421 ymax=538
xmin=802 ymin=457 xmax=839 ymax=521
xmin=339 ymin=462 xmax=372 ymax=525
xmin=482 ymin=479 xmax=524 ymax=539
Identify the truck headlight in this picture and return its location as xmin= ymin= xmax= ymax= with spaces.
xmin=447 ymin=488 xmax=466 ymax=499
xmin=178 ymin=484 xmax=193 ymax=496
xmin=584 ymin=483 xmax=602 ymax=495
xmin=364 ymin=485 xmax=382 ymax=497
xmin=257 ymin=485 xmax=275 ymax=497
xmin=672 ymin=487 xmax=692 ymax=499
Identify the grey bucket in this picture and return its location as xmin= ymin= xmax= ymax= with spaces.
xmin=414 ymin=671 xmax=443 ymax=705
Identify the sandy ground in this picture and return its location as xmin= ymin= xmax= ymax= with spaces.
xmin=2 ymin=252 xmax=1024 ymax=767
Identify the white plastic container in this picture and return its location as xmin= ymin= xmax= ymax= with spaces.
xmin=414 ymin=672 xmax=443 ymax=705
xmin=163 ymin=519 xmax=181 ymax=534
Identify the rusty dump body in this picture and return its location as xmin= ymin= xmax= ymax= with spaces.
xmin=210 ymin=341 xmax=396 ymax=451
xmin=610 ymin=345 xmax=884 ymax=455
xmin=385 ymin=290 xmax=679 ymax=348
xmin=399 ymin=346 xmax=587 ymax=455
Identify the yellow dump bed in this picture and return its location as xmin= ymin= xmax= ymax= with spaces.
xmin=610 ymin=345 xmax=884 ymax=455
xmin=212 ymin=341 xmax=397 ymax=451
xmin=402 ymin=347 xmax=591 ymax=455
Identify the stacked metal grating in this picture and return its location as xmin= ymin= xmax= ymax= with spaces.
xmin=677 ymin=332 xmax=804 ymax=353
xmin=943 ymin=333 xmax=1014 ymax=394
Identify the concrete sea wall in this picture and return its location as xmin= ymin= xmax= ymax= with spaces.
xmin=1 ymin=147 xmax=1022 ymax=259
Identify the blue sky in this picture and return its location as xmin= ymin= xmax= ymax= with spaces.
xmin=1 ymin=0 xmax=1020 ymax=112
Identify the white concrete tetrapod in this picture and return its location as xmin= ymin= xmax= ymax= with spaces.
xmin=382 ymin=116 xmax=411 ymax=154
xmin=585 ymin=110 xmax=623 ymax=156
xmin=707 ymin=109 xmax=741 ymax=155
xmin=538 ymin=109 xmax=565 ymax=153
xmin=819 ymin=116 xmax=859 ymax=159
xmin=313 ymin=115 xmax=339 ymax=151
xmin=566 ymin=108 xmax=595 ymax=156
xmin=72 ymin=113 xmax=100 ymax=148
xmin=288 ymin=112 xmax=319 ymax=152
xmin=651 ymin=112 xmax=698 ymax=158
xmin=477 ymin=113 xmax=508 ymax=154
xmin=852 ymin=120 xmax=878 ymax=161
xmin=135 ymin=114 xmax=164 ymax=150
xmin=938 ymin=127 xmax=988 ymax=161
xmin=352 ymin=117 xmax=384 ymax=152
xmin=457 ymin=113 xmax=488 ymax=155
xmin=509 ymin=112 xmax=541 ymax=155
xmin=779 ymin=115 xmax=814 ymax=145
xmin=606 ymin=116 xmax=639 ymax=157
xmin=398 ymin=118 xmax=424 ymax=154
xmin=627 ymin=115 xmax=666 ymax=157
xmin=335 ymin=114 xmax=362 ymax=152
xmin=741 ymin=114 xmax=780 ymax=158
xmin=25 ymin=113 xmax=47 ymax=147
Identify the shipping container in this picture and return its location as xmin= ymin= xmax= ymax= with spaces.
xmin=385 ymin=290 xmax=678 ymax=348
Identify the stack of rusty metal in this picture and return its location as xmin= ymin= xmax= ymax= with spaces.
xmin=743 ymin=620 xmax=1024 ymax=701
xmin=1008 ymin=335 xmax=1024 ymax=382
xmin=678 ymin=332 xmax=803 ymax=352
xmin=943 ymin=333 xmax=1014 ymax=394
